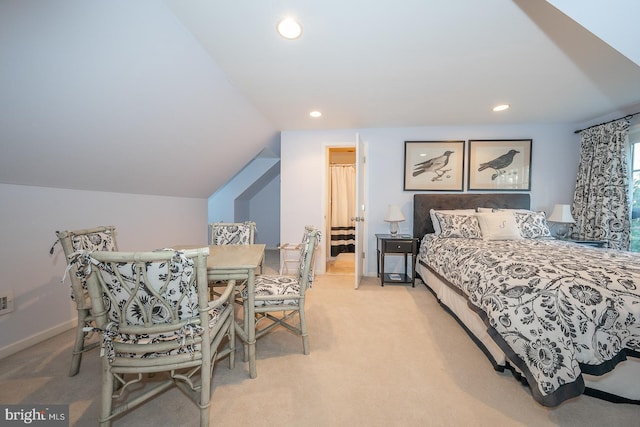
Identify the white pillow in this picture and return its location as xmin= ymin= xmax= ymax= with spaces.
xmin=478 ymin=208 xmax=550 ymax=238
xmin=429 ymin=209 xmax=476 ymax=234
xmin=476 ymin=212 xmax=523 ymax=240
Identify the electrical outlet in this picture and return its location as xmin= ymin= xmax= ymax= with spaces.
xmin=0 ymin=290 xmax=14 ymax=315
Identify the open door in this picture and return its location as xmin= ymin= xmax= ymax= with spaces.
xmin=354 ymin=133 xmax=366 ymax=289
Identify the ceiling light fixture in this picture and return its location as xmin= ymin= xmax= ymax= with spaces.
xmin=309 ymin=111 xmax=322 ymax=118
xmin=493 ymin=104 xmax=510 ymax=112
xmin=277 ymin=17 xmax=302 ymax=40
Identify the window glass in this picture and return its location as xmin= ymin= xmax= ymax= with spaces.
xmin=632 ymin=141 xmax=640 ymax=252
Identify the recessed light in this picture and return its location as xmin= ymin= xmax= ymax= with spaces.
xmin=277 ymin=17 xmax=302 ymax=39
xmin=493 ymin=104 xmax=510 ymax=112
xmin=309 ymin=111 xmax=322 ymax=118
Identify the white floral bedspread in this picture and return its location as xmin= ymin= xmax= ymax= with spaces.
xmin=419 ymin=235 xmax=640 ymax=406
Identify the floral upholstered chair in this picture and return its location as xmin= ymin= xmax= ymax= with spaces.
xmin=74 ymin=248 xmax=235 ymax=427
xmin=54 ymin=226 xmax=118 ymax=376
xmin=209 ymin=221 xmax=261 ymax=300
xmin=209 ymin=221 xmax=256 ymax=245
xmin=242 ymin=226 xmax=320 ymax=366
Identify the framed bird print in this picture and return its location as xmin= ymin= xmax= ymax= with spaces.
xmin=404 ymin=141 xmax=465 ymax=191
xmin=467 ymin=139 xmax=532 ymax=191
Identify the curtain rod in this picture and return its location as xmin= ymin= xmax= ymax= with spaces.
xmin=574 ymin=111 xmax=640 ymax=134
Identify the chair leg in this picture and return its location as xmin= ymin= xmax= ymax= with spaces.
xmin=69 ymin=309 xmax=90 ymax=376
xmin=200 ymin=359 xmax=211 ymax=427
xmin=99 ymin=361 xmax=114 ymax=427
xmin=299 ymin=307 xmax=309 ymax=355
xmin=243 ymin=301 xmax=249 ymax=363
xmin=229 ymin=314 xmax=235 ymax=369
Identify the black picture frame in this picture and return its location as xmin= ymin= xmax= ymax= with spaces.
xmin=467 ymin=139 xmax=532 ymax=191
xmin=404 ymin=141 xmax=465 ymax=191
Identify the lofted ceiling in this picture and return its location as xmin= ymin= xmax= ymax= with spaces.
xmin=1 ymin=1 xmax=640 ymax=198
xmin=166 ymin=0 xmax=640 ymax=130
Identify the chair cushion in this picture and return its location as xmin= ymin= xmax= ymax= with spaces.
xmin=98 ymin=303 xmax=228 ymax=360
xmin=94 ymin=252 xmax=199 ymax=325
xmin=211 ymin=223 xmax=252 ymax=245
xmin=67 ymin=230 xmax=117 ymax=300
xmin=244 ymin=275 xmax=301 ymax=306
xmin=71 ymin=231 xmax=117 ymax=252
xmin=76 ymin=250 xmax=224 ymax=361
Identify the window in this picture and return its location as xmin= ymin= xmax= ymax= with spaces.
xmin=631 ymin=128 xmax=640 ymax=252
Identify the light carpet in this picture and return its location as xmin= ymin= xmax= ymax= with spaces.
xmin=0 ymin=273 xmax=638 ymax=426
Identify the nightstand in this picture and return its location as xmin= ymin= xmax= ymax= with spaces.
xmin=558 ymin=236 xmax=608 ymax=248
xmin=375 ymin=234 xmax=418 ymax=287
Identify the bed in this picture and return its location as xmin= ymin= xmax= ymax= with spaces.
xmin=413 ymin=193 xmax=640 ymax=407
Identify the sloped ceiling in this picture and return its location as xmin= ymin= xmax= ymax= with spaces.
xmin=1 ymin=0 xmax=640 ymax=198
xmin=0 ymin=1 xmax=277 ymax=198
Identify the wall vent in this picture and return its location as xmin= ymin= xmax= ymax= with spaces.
xmin=0 ymin=290 xmax=14 ymax=315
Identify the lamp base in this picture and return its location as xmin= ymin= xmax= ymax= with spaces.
xmin=389 ymin=222 xmax=399 ymax=237
xmin=555 ymin=224 xmax=571 ymax=239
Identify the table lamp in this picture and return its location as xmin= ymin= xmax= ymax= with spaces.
xmin=547 ymin=204 xmax=575 ymax=238
xmin=384 ymin=204 xmax=405 ymax=237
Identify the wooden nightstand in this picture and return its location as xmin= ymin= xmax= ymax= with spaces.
xmin=375 ymin=234 xmax=418 ymax=287
xmin=558 ymin=236 xmax=608 ymax=248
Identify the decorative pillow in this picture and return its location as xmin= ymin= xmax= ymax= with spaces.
xmin=432 ymin=212 xmax=482 ymax=238
xmin=492 ymin=208 xmax=534 ymax=214
xmin=429 ymin=209 xmax=476 ymax=234
xmin=512 ymin=211 xmax=552 ymax=238
xmin=476 ymin=207 xmax=494 ymax=213
xmin=476 ymin=213 xmax=523 ymax=240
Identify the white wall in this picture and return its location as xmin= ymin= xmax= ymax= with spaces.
xmin=208 ymin=157 xmax=279 ymax=223
xmin=281 ymin=123 xmax=579 ymax=276
xmin=249 ymin=176 xmax=281 ymax=248
xmin=0 ymin=184 xmax=207 ymax=358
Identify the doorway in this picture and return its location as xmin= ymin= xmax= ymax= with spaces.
xmin=326 ymin=147 xmax=356 ymax=275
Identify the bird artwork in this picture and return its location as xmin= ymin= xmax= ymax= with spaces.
xmin=412 ymin=150 xmax=454 ymax=181
xmin=478 ymin=149 xmax=519 ymax=180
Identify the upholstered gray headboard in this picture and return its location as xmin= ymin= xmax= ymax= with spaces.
xmin=413 ymin=193 xmax=531 ymax=239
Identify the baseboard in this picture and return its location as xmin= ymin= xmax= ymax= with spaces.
xmin=0 ymin=319 xmax=76 ymax=360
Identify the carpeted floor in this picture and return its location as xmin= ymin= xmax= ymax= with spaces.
xmin=1 ymin=270 xmax=638 ymax=426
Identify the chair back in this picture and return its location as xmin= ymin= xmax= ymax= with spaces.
xmin=55 ymin=226 xmax=118 ymax=310
xmin=296 ymin=226 xmax=321 ymax=291
xmin=80 ymin=248 xmax=211 ymax=362
xmin=209 ymin=221 xmax=256 ymax=245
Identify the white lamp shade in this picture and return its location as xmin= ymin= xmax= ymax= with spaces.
xmin=547 ymin=204 xmax=575 ymax=223
xmin=384 ymin=205 xmax=405 ymax=222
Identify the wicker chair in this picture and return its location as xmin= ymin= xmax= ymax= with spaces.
xmin=242 ymin=226 xmax=320 ymax=368
xmin=208 ymin=221 xmax=256 ymax=245
xmin=54 ymin=226 xmax=118 ymax=376
xmin=75 ymin=247 xmax=235 ymax=427
xmin=208 ymin=221 xmax=261 ymax=300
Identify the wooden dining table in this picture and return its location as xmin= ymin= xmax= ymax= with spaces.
xmin=176 ymin=243 xmax=265 ymax=379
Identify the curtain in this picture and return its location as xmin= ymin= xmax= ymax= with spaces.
xmin=330 ymin=164 xmax=356 ymax=256
xmin=572 ymin=119 xmax=631 ymax=250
